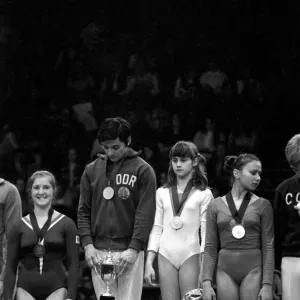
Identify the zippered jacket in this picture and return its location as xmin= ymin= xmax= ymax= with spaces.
xmin=77 ymin=149 xmax=157 ymax=251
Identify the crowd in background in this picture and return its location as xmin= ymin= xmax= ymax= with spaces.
xmin=1 ymin=1 xmax=300 ymax=299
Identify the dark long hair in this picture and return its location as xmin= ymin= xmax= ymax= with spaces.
xmin=164 ymin=141 xmax=208 ymax=190
xmin=223 ymin=153 xmax=261 ymax=186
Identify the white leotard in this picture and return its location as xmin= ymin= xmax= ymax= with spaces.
xmin=147 ymin=186 xmax=213 ymax=269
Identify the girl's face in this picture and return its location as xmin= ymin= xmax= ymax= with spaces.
xmin=31 ymin=176 xmax=54 ymax=209
xmin=172 ymin=156 xmax=197 ymax=179
xmin=234 ymin=160 xmax=262 ymax=191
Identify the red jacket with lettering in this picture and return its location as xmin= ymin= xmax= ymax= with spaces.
xmin=77 ymin=148 xmax=157 ymax=251
xmin=273 ymin=174 xmax=300 ymax=270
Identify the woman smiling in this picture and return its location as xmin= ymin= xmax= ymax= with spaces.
xmin=4 ymin=170 xmax=80 ymax=300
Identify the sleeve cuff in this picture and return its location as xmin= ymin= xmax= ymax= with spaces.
xmin=262 ymin=279 xmax=273 ymax=286
xmin=81 ymin=235 xmax=93 ymax=248
xmin=129 ymin=238 xmax=143 ymax=252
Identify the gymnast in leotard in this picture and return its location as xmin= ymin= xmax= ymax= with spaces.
xmin=201 ymin=154 xmax=274 ymax=300
xmin=144 ymin=141 xmax=213 ymax=300
xmin=3 ymin=170 xmax=80 ymax=300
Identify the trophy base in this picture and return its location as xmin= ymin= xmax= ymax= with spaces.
xmin=100 ymin=294 xmax=115 ymax=300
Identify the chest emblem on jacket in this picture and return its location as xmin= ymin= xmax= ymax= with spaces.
xmin=118 ymin=186 xmax=131 ymax=199
xmin=116 ymin=174 xmax=137 ymax=187
xmin=285 ymin=192 xmax=300 ymax=205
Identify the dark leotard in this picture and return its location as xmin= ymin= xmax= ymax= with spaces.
xmin=202 ymin=196 xmax=274 ymax=287
xmin=3 ymin=212 xmax=80 ymax=300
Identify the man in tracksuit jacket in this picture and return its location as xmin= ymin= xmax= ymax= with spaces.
xmin=77 ymin=117 xmax=157 ymax=300
xmin=273 ymin=134 xmax=300 ymax=300
xmin=0 ymin=179 xmax=22 ymax=300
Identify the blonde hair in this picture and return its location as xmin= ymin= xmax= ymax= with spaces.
xmin=285 ymin=134 xmax=300 ymax=167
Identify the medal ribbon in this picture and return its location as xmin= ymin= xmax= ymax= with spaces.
xmin=225 ymin=192 xmax=251 ymax=224
xmin=30 ymin=207 xmax=54 ymax=244
xmin=170 ymin=180 xmax=194 ymax=217
xmin=105 ymin=150 xmax=129 ymax=193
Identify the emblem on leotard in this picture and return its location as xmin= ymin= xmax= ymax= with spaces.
xmin=103 ymin=186 xmax=114 ymax=200
xmin=34 ymin=243 xmax=46 ymax=258
xmin=232 ymin=224 xmax=245 ymax=239
xmin=117 ymin=186 xmax=131 ymax=200
xmin=171 ymin=216 xmax=183 ymax=230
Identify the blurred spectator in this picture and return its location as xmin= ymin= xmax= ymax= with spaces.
xmin=59 ymin=147 xmax=83 ymax=205
xmin=208 ymin=142 xmax=230 ymax=197
xmin=119 ymin=56 xmax=160 ymax=110
xmin=193 ymin=117 xmax=215 ymax=163
xmin=0 ymin=123 xmax=19 ymax=175
xmin=27 ymin=149 xmax=45 ymax=178
xmin=14 ymin=177 xmax=29 ymax=215
xmin=6 ymin=150 xmax=27 ymax=183
xmin=199 ymin=61 xmax=229 ymax=95
xmin=173 ymin=65 xmax=199 ymax=133
xmin=227 ymin=122 xmax=258 ymax=154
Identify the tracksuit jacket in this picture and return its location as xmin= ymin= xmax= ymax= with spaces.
xmin=77 ymin=148 xmax=157 ymax=251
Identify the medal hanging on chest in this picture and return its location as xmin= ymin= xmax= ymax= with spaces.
xmin=103 ymin=181 xmax=114 ymax=200
xmin=170 ymin=180 xmax=194 ymax=230
xmin=30 ymin=208 xmax=54 ymax=258
xmin=33 ymin=243 xmax=46 ymax=258
xmin=170 ymin=216 xmax=183 ymax=230
xmin=226 ymin=192 xmax=251 ymax=239
xmin=103 ymin=151 xmax=129 ymax=201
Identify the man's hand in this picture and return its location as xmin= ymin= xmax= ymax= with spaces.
xmin=118 ymin=248 xmax=139 ymax=276
xmin=294 ymin=204 xmax=300 ymax=216
xmin=84 ymin=244 xmax=101 ymax=268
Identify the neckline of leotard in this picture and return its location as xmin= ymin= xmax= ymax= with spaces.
xmin=170 ymin=180 xmax=194 ymax=217
xmin=30 ymin=208 xmax=54 ymax=243
xmin=225 ymin=191 xmax=251 ymax=224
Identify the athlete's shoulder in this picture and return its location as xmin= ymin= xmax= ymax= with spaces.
xmin=58 ymin=214 xmax=77 ymax=230
xmin=197 ymin=188 xmax=213 ymax=197
xmin=156 ymin=186 xmax=169 ymax=195
xmin=257 ymin=197 xmax=272 ymax=207
xmin=0 ymin=178 xmax=18 ymax=192
xmin=85 ymin=156 xmax=106 ymax=171
xmin=276 ymin=175 xmax=298 ymax=192
xmin=207 ymin=196 xmax=222 ymax=209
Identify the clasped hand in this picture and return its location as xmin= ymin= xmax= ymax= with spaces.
xmin=118 ymin=248 xmax=139 ymax=276
xmin=84 ymin=245 xmax=138 ymax=276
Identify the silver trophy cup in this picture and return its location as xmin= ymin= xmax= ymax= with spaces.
xmin=183 ymin=288 xmax=203 ymax=300
xmin=94 ymin=250 xmax=119 ymax=300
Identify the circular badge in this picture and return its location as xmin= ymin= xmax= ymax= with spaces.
xmin=34 ymin=244 xmax=46 ymax=258
xmin=117 ymin=186 xmax=131 ymax=200
xmin=232 ymin=224 xmax=245 ymax=239
xmin=171 ymin=216 xmax=183 ymax=230
xmin=103 ymin=186 xmax=115 ymax=200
